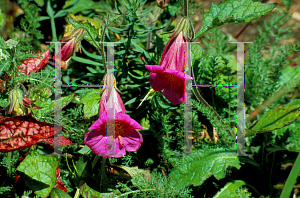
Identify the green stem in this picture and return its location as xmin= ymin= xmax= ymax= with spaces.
xmin=184 ymin=0 xmax=188 ymax=17
xmin=7 ymin=152 xmax=12 ymax=178
xmin=50 ymin=17 xmax=57 ymax=42
xmin=100 ymin=157 xmax=107 ymax=192
xmin=115 ymin=189 xmax=157 ymax=197
xmin=191 ymin=68 xmax=232 ymax=135
xmin=101 ymin=22 xmax=108 ymax=74
xmin=92 ymin=155 xmax=100 ymax=169
xmin=74 ymin=188 xmax=80 ymax=198
xmin=83 ymin=26 xmax=107 ymax=73
xmin=280 ymin=153 xmax=300 ymax=198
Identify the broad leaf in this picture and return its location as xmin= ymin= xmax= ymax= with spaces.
xmin=50 ymin=188 xmax=72 ymax=198
xmin=194 ymin=0 xmax=276 ymax=39
xmin=17 ymin=151 xmax=59 ymax=198
xmin=81 ymin=89 xmax=101 ymax=119
xmin=169 ymin=150 xmax=240 ymax=188
xmin=246 ymin=103 xmax=300 ymax=137
xmin=213 ymin=180 xmax=246 ymax=198
xmin=80 ymin=183 xmax=117 ymax=198
xmin=0 ymin=114 xmax=60 ymax=152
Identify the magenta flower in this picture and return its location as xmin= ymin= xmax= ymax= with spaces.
xmin=84 ymin=74 xmax=143 ymax=158
xmin=145 ymin=17 xmax=193 ymax=105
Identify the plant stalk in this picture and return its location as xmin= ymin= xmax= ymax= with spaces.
xmin=50 ymin=18 xmax=57 ymax=41
xmin=184 ymin=0 xmax=188 ymax=17
xmin=280 ymin=153 xmax=300 ymax=198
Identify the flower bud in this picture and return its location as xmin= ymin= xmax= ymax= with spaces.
xmin=8 ymin=88 xmax=24 ymax=116
xmin=157 ymin=0 xmax=168 ymax=9
xmin=55 ymin=27 xmax=85 ymax=70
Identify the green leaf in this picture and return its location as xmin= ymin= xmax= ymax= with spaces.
xmin=169 ymin=150 xmax=241 ymax=188
xmin=50 ymin=188 xmax=72 ymax=198
xmin=0 ymin=60 xmax=11 ymax=77
xmin=78 ymin=145 xmax=92 ymax=155
xmin=81 ymin=45 xmax=102 ymax=60
xmin=194 ymin=0 xmax=276 ymax=39
xmin=34 ymin=0 xmax=44 ymax=7
xmin=246 ymin=103 xmax=300 ymax=137
xmin=80 ymin=89 xmax=101 ymax=119
xmin=17 ymin=151 xmax=59 ymax=198
xmin=68 ymin=17 xmax=100 ymax=48
xmin=286 ymin=118 xmax=300 ymax=152
xmin=75 ymin=156 xmax=92 ymax=179
xmin=63 ymin=0 xmax=108 ymax=14
xmin=35 ymin=92 xmax=76 ymax=115
xmin=213 ymin=180 xmax=246 ymax=198
xmin=46 ymin=0 xmax=54 ymax=18
xmin=72 ymin=56 xmax=103 ymax=66
xmin=80 ymin=183 xmax=117 ymax=198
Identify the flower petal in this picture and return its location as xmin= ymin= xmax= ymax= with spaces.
xmin=149 ymin=73 xmax=167 ymax=92
xmin=162 ymin=76 xmax=186 ymax=105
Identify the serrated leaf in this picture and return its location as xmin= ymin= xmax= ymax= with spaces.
xmin=213 ymin=180 xmax=246 ymax=198
xmin=68 ymin=17 xmax=100 ymax=48
xmin=194 ymin=0 xmax=276 ymax=39
xmin=246 ymin=103 xmax=300 ymax=137
xmin=169 ymin=150 xmax=241 ymax=188
xmin=50 ymin=188 xmax=72 ymax=198
xmin=0 ymin=114 xmax=60 ymax=152
xmin=17 ymin=151 xmax=59 ymax=198
xmin=80 ymin=89 xmax=101 ymax=119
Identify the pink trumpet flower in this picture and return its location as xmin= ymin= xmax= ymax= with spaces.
xmin=145 ymin=17 xmax=193 ymax=105
xmin=84 ymin=74 xmax=143 ymax=158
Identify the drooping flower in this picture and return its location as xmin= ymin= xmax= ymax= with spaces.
xmin=18 ymin=49 xmax=50 ymax=75
xmin=157 ymin=0 xmax=168 ymax=9
xmin=145 ymin=17 xmax=193 ymax=105
xmin=84 ymin=74 xmax=143 ymax=158
xmin=55 ymin=27 xmax=85 ymax=70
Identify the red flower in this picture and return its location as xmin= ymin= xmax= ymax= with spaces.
xmin=145 ymin=17 xmax=193 ymax=105
xmin=55 ymin=27 xmax=85 ymax=70
xmin=18 ymin=49 xmax=50 ymax=75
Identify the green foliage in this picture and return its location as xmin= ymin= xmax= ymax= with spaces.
xmin=194 ymin=0 xmax=276 ymax=39
xmin=17 ymin=151 xmax=59 ymax=198
xmin=246 ymin=102 xmax=300 ymax=136
xmin=169 ymin=149 xmax=241 ymax=188
xmin=213 ymin=180 xmax=250 ymax=198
